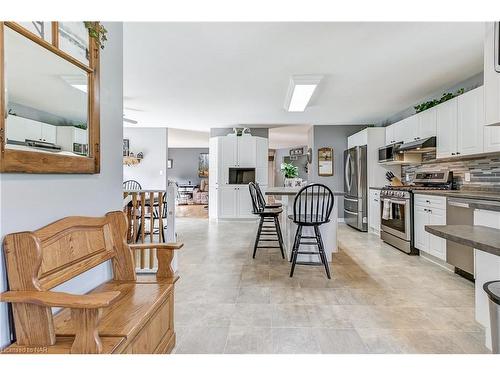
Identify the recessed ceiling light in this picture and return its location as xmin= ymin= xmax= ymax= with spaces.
xmin=284 ymin=75 xmax=323 ymax=112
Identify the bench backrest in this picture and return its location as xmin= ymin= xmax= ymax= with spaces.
xmin=3 ymin=211 xmax=136 ymax=292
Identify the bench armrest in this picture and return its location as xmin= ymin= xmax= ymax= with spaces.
xmin=129 ymin=242 xmax=184 ymax=250
xmin=129 ymin=242 xmax=183 ymax=281
xmin=0 ymin=290 xmax=121 ymax=309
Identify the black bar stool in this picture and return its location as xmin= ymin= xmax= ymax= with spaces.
xmin=255 ymin=183 xmax=282 ymax=209
xmin=289 ymin=183 xmax=334 ymax=279
xmin=248 ymin=182 xmax=285 ymax=259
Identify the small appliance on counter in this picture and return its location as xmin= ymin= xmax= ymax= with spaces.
xmin=380 ymin=170 xmax=453 ymax=255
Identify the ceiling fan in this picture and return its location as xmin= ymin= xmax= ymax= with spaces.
xmin=123 ymin=106 xmax=143 ymax=125
xmin=123 ymin=114 xmax=138 ymax=124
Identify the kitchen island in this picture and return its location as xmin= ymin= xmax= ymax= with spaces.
xmin=265 ymin=187 xmax=344 ymax=262
xmin=426 ymin=223 xmax=500 ymax=351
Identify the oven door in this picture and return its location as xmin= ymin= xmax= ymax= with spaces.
xmin=380 ymin=197 xmax=411 ymax=241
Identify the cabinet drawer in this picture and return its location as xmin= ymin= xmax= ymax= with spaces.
xmin=414 ymin=194 xmax=446 ymax=210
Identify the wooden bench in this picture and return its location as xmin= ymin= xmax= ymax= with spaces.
xmin=0 ymin=211 xmax=183 ymax=354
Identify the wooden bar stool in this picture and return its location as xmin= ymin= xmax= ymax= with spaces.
xmin=289 ymin=183 xmax=334 ymax=279
xmin=249 ymin=182 xmax=285 ymax=259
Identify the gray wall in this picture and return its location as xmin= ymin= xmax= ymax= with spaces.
xmin=310 ymin=125 xmax=366 ymax=217
xmin=379 ymin=73 xmax=484 ymax=127
xmin=210 ymin=128 xmax=269 ymax=138
xmin=0 ymin=23 xmax=123 ymax=347
xmin=168 ymin=148 xmax=209 ymax=186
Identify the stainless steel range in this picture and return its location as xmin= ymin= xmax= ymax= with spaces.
xmin=380 ymin=171 xmax=453 ymax=254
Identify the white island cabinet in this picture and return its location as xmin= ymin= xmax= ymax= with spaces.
xmin=474 ymin=209 xmax=500 ymax=351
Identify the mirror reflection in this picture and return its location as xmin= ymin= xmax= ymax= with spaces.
xmin=4 ymin=26 xmax=89 ymax=157
xmin=58 ymin=22 xmax=89 ymax=65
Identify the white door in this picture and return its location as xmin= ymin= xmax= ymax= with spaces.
xmin=41 ymin=124 xmax=57 ymax=143
xmin=428 ymin=208 xmax=446 ymax=261
xmin=413 ymin=206 xmax=429 ymax=251
xmin=218 ymin=187 xmax=238 ymax=218
xmin=398 ymin=116 xmax=418 ymax=143
xmin=436 ymin=98 xmax=458 ymax=158
xmin=417 ymin=107 xmax=437 ymax=139
xmin=457 ymin=87 xmax=484 ymax=156
xmin=221 ymin=136 xmax=237 ymax=166
xmin=385 ymin=124 xmax=395 ymax=145
xmin=237 ymin=187 xmax=254 ymax=218
xmin=237 ymin=136 xmax=256 ymax=167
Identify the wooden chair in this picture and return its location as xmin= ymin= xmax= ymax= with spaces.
xmin=0 ymin=211 xmax=183 ymax=354
xmin=123 ymin=180 xmax=142 ymax=190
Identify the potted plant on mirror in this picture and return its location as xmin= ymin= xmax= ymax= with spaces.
xmin=281 ymin=162 xmax=301 ymax=187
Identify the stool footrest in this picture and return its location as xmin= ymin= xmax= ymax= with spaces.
xmin=294 ymin=261 xmax=324 ymax=266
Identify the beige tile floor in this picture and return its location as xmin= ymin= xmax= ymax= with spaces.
xmin=172 ymin=217 xmax=490 ymax=354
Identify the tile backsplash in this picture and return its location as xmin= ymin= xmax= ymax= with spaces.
xmin=402 ymin=152 xmax=500 ymax=191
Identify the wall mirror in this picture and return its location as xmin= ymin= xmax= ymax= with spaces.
xmin=0 ymin=21 xmax=100 ymax=174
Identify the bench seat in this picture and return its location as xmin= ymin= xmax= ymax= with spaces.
xmin=53 ymin=280 xmax=175 ymax=353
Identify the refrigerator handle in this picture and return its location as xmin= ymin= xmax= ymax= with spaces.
xmin=345 ymin=152 xmax=352 ymax=192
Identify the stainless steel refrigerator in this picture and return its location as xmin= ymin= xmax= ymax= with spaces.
xmin=343 ymin=145 xmax=368 ymax=231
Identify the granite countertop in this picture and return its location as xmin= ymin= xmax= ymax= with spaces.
xmin=412 ymin=190 xmax=500 ymax=202
xmin=265 ymin=186 xmax=344 ymax=196
xmin=425 ymin=224 xmax=500 ymax=257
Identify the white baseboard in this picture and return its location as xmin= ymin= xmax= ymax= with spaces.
xmin=337 ymin=218 xmax=345 ymax=223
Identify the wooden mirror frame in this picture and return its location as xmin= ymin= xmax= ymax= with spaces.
xmin=0 ymin=21 xmax=100 ymax=174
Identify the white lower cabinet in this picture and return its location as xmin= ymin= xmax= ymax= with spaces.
xmin=368 ymin=189 xmax=381 ymax=234
xmin=413 ymin=194 xmax=446 ymax=261
xmin=218 ymin=186 xmax=255 ymax=219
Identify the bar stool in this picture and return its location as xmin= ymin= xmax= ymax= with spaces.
xmin=248 ymin=182 xmax=285 ymax=259
xmin=289 ymin=183 xmax=334 ymax=279
xmin=255 ymin=182 xmax=282 ymax=209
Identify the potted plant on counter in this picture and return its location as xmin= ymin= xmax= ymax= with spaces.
xmin=281 ymin=162 xmax=301 ymax=187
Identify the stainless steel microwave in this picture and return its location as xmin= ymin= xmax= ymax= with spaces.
xmin=378 ymin=142 xmax=402 ymax=163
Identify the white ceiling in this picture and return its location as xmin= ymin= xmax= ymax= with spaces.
xmin=268 ymin=125 xmax=311 ymax=149
xmin=168 ymin=128 xmax=209 ymax=148
xmin=123 ymin=22 xmax=484 ymax=132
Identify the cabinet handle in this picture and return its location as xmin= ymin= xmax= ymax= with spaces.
xmin=456 ymin=152 xmax=461 ymax=155
xmin=425 ymin=200 xmax=430 ymax=203
xmin=451 ymin=153 xmax=456 ymax=155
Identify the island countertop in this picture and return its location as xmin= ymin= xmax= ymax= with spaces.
xmin=265 ymin=186 xmax=344 ymax=196
xmin=425 ymin=224 xmax=500 ymax=257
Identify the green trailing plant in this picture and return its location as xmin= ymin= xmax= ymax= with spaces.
xmin=84 ymin=22 xmax=108 ymax=50
xmin=414 ymin=88 xmax=465 ymax=113
xmin=281 ymin=162 xmax=299 ymax=179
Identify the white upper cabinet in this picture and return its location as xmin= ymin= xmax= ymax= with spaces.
xmin=457 ymin=86 xmax=484 ymax=156
xmin=484 ymin=23 xmax=500 ymax=127
xmin=221 ymin=136 xmax=238 ymax=166
xmin=417 ymin=107 xmax=437 ymax=139
xmin=436 ymin=97 xmax=458 ymax=158
xmin=6 ymin=116 xmax=57 ymax=144
xmin=255 ymin=137 xmax=268 ymax=168
xmin=41 ymin=124 xmax=57 ymax=144
xmin=348 ymin=129 xmax=368 ymax=148
xmin=237 ymin=136 xmax=256 ymax=166
xmin=385 ymin=124 xmax=396 ymax=145
xmin=435 ymin=87 xmax=484 ymax=159
xmin=397 ymin=116 xmax=418 ymax=143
